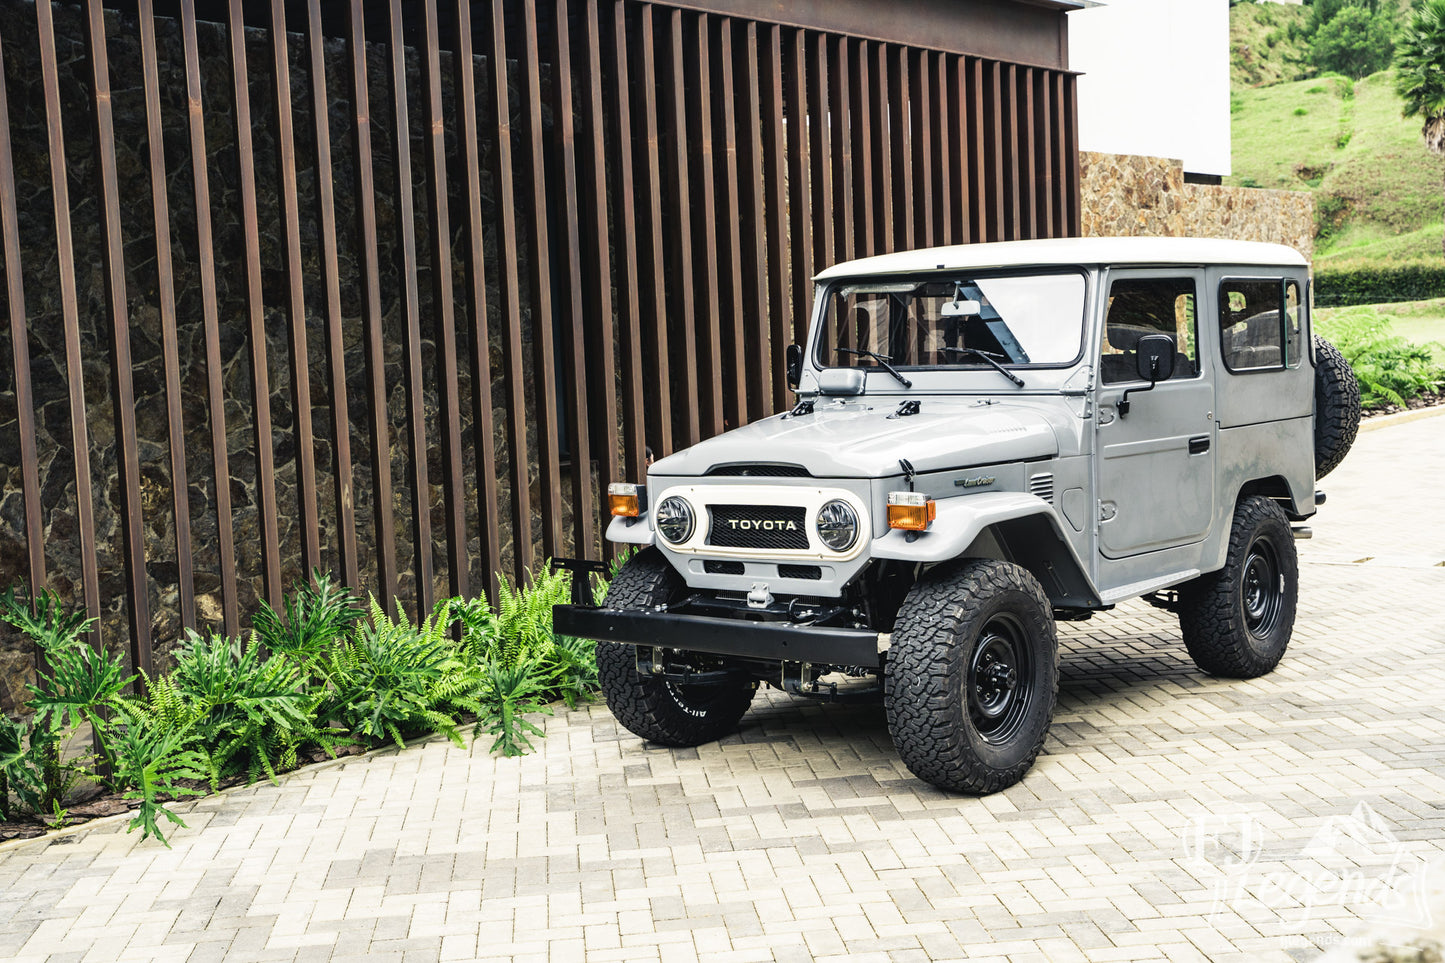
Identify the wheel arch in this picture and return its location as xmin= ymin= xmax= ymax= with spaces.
xmin=872 ymin=492 xmax=1102 ymax=608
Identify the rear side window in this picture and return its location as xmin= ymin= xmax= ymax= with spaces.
xmin=1219 ymin=278 xmax=1304 ymax=372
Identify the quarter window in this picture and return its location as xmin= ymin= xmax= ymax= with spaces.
xmin=1220 ymin=278 xmax=1301 ymax=372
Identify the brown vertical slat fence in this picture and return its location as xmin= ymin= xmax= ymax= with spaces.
xmin=0 ymin=0 xmax=1079 ymax=679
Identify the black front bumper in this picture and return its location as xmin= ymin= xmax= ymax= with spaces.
xmin=553 ymin=604 xmax=882 ymax=666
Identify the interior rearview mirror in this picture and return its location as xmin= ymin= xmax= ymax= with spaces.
xmin=785 ymin=343 xmax=803 ymax=390
xmin=940 ymin=299 xmax=981 ymax=318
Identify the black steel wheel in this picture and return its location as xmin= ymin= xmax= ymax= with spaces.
xmin=595 ymin=549 xmax=756 ymax=747
xmin=1179 ymin=496 xmax=1298 ymax=678
xmin=884 ymin=559 xmax=1058 ymax=794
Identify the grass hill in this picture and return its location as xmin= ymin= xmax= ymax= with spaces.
xmin=1231 ymin=1 xmax=1313 ymax=89
xmin=1227 ymin=69 xmax=1444 ymax=272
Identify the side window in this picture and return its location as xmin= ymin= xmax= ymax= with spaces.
xmin=1220 ymin=279 xmax=1286 ymax=372
xmin=1101 ymin=277 xmax=1198 ymax=385
xmin=1285 ymin=281 xmax=1303 ymax=368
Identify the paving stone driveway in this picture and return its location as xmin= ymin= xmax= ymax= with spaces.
xmin=2 ymin=414 xmax=1443 ymax=963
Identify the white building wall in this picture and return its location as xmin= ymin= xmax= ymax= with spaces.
xmin=1068 ymin=0 xmax=1231 ymax=177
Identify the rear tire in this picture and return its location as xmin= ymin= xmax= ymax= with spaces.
xmin=884 ymin=559 xmax=1058 ymax=794
xmin=596 ymin=549 xmax=755 ymax=747
xmin=1313 ymin=335 xmax=1360 ymax=479
xmin=1178 ymin=496 xmax=1298 ymax=678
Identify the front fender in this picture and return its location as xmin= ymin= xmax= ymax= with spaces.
xmin=872 ymin=491 xmax=1102 ymax=607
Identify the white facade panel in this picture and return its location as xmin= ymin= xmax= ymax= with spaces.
xmin=1068 ymin=0 xmax=1231 ymax=177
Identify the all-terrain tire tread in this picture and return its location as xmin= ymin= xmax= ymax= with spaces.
xmin=1313 ymin=335 xmax=1361 ymax=480
xmin=1178 ymin=496 xmax=1298 ymax=679
xmin=596 ymin=550 xmax=754 ymax=747
xmin=883 ymin=559 xmax=1058 ymax=795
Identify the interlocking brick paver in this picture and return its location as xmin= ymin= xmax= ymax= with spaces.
xmin=3 ymin=415 xmax=1444 ymax=961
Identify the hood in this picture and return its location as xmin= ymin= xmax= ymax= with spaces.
xmin=652 ymin=400 xmax=1060 ymax=478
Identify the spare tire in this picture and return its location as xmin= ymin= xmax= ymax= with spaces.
xmin=1313 ymin=335 xmax=1360 ymax=479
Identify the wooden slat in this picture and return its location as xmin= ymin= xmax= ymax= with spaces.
xmin=807 ymin=33 xmax=834 ymax=274
xmin=785 ymin=28 xmax=812 ymax=349
xmin=1066 ymin=73 xmax=1081 ymax=236
xmin=36 ymin=0 xmax=100 ymax=648
xmin=662 ymin=8 xmax=700 ymax=446
xmin=487 ymin=0 xmax=534 ymax=575
xmin=578 ymin=0 xmax=622 ymax=527
xmin=912 ymin=50 xmax=933 ymax=249
xmin=345 ymin=0 xmax=398 ymax=612
xmin=608 ymin=0 xmax=647 ymax=481
xmin=180 ymin=0 xmax=238 ymax=634
xmin=419 ymin=0 xmax=468 ymax=598
xmin=454 ymin=0 xmax=502 ymax=597
xmin=137 ymin=0 xmax=193 ymax=631
xmin=0 ymin=32 xmax=44 ymax=608
xmin=1004 ymin=63 xmax=1021 ymax=240
xmin=872 ymin=42 xmax=892 ymax=253
xmin=714 ymin=17 xmax=748 ymax=432
xmin=386 ymin=0 xmax=435 ymax=611
xmin=987 ymin=60 xmax=1004 ymax=242
xmin=519 ymin=0 xmax=564 ymax=558
xmin=936 ymin=53 xmax=957 ymax=244
xmin=691 ymin=13 xmax=725 ymax=438
xmin=636 ymin=5 xmax=673 ymax=454
xmin=305 ymin=0 xmax=358 ymax=590
xmin=83 ymin=0 xmax=151 ymax=675
xmin=967 ymin=57 xmax=986 ymax=243
xmin=851 ymin=40 xmax=873 ymax=257
xmin=1036 ymin=69 xmax=1055 ymax=239
xmin=1020 ymin=66 xmax=1037 ymax=239
xmin=552 ymin=0 xmax=597 ymax=557
xmin=830 ymin=36 xmax=854 ymax=262
xmin=226 ymin=0 xmax=282 ymax=609
xmin=268 ymin=0 xmax=320 ymax=577
xmin=888 ymin=45 xmax=912 ymax=251
xmin=762 ymin=24 xmax=789 ymax=413
xmin=734 ymin=21 xmax=769 ymax=422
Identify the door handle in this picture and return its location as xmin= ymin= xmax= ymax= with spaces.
xmin=1188 ymin=435 xmax=1210 ymax=455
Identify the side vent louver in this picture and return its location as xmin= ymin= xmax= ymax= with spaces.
xmin=1029 ymin=473 xmax=1055 ymax=504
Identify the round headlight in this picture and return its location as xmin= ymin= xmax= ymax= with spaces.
xmin=655 ymin=496 xmax=695 ymax=544
xmin=816 ymin=500 xmax=859 ymax=552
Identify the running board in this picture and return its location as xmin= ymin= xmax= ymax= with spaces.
xmin=1099 ymin=570 xmax=1201 ymax=606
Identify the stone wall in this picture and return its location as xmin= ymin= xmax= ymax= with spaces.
xmin=1080 ymin=151 xmax=1316 ymax=258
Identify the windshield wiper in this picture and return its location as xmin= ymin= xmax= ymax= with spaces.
xmin=838 ymin=346 xmax=912 ymax=387
xmin=942 ymin=346 xmax=1025 ymax=387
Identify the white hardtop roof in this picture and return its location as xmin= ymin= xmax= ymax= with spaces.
xmin=813 ymin=236 xmax=1308 ymax=281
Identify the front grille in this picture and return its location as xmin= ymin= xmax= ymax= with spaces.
xmin=705 ymin=463 xmax=812 ymax=477
xmin=704 ymin=560 xmax=746 ymax=575
xmin=707 ymin=505 xmax=810 ymax=550
xmin=1029 ymin=473 xmax=1055 ymax=504
xmin=777 ymin=564 xmax=822 ymax=580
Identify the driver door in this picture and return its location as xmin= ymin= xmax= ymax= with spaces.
xmin=1095 ymin=270 xmax=1216 ymax=559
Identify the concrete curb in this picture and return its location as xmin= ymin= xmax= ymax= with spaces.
xmin=1359 ymin=403 xmax=1445 ymax=432
xmin=0 ymin=731 xmax=447 ymax=857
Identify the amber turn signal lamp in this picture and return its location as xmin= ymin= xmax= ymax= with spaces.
xmin=887 ymin=491 xmax=936 ymax=531
xmin=608 ymin=483 xmax=646 ymax=517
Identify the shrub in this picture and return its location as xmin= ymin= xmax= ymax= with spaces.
xmin=1315 ymin=307 xmax=1445 ymax=406
xmin=1315 ymin=265 xmax=1445 ymax=306
xmin=252 ymin=569 xmax=364 ymax=681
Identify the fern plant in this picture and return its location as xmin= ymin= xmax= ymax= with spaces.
xmin=321 ymin=597 xmax=476 ymax=748
xmin=252 ymin=569 xmax=363 ymax=681
xmin=475 ymin=659 xmax=551 ymax=757
xmin=163 ymin=629 xmax=343 ymax=788
xmin=108 ymin=702 xmax=206 ymax=847
xmin=1316 ymin=308 xmax=1445 ymax=408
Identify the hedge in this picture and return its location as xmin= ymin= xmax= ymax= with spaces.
xmin=1314 ymin=265 xmax=1445 ymax=307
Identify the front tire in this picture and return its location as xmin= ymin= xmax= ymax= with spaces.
xmin=596 ymin=549 xmax=756 ymax=747
xmin=884 ymin=559 xmax=1058 ymax=794
xmin=1178 ymin=496 xmax=1298 ymax=678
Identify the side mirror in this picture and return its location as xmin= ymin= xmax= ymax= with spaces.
xmin=1119 ymin=333 xmax=1176 ymax=417
xmin=1134 ymin=333 xmax=1176 ymax=383
xmin=785 ymin=343 xmax=803 ymax=390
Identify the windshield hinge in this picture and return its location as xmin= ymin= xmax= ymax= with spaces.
xmin=785 ymin=399 xmax=815 ymax=419
xmin=887 ymin=399 xmax=921 ymax=419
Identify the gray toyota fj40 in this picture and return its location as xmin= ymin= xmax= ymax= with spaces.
xmin=555 ymin=237 xmax=1360 ymax=794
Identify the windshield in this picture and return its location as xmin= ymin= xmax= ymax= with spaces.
xmin=815 ymin=272 xmax=1087 ymax=371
